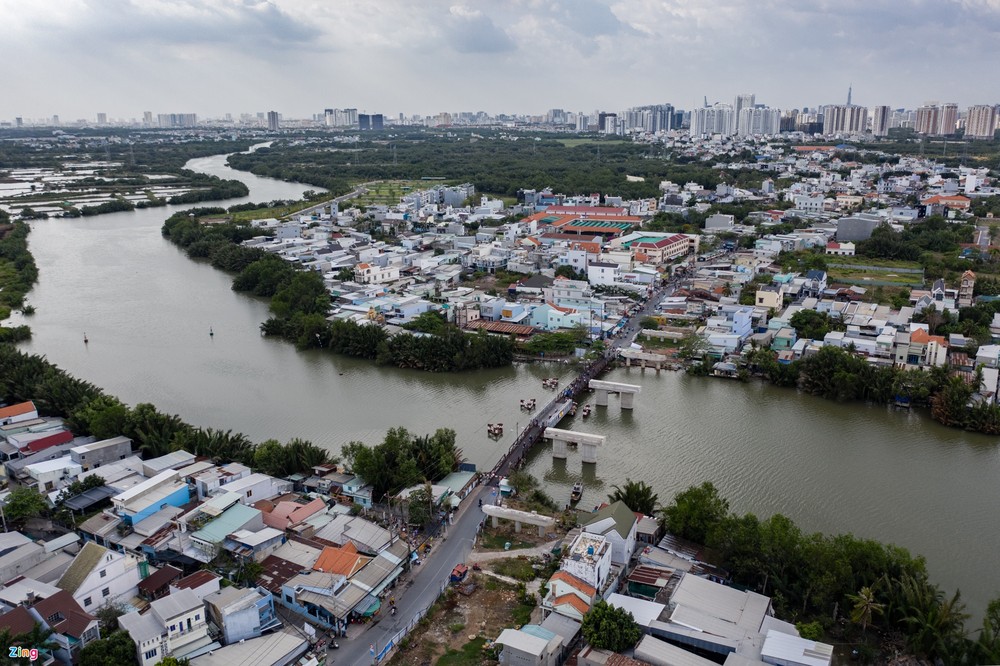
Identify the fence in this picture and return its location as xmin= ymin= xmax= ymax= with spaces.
xmin=374 ymin=575 xmax=451 ymax=663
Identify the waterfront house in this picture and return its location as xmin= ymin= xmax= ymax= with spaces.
xmin=56 ymin=541 xmax=142 ymax=611
xmin=221 ymin=472 xmax=293 ymax=504
xmin=204 ymin=585 xmax=281 ymax=645
xmin=0 ymin=401 xmax=38 ymax=427
xmin=255 ymin=495 xmax=327 ymax=531
xmin=771 ymin=327 xmax=798 ymax=351
xmin=341 ymin=475 xmax=374 ymax=508
xmin=69 ymin=436 xmax=132 ymax=471
xmin=141 ymin=451 xmax=197 ymax=478
xmin=583 ymin=501 xmax=638 ymax=567
xmin=190 ymin=462 xmax=251 ymax=500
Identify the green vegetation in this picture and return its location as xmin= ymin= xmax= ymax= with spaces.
xmin=224 ymin=129 xmax=772 ymax=201
xmin=0 ymin=216 xmax=38 ymax=338
xmin=660 ymin=481 xmax=1000 ymax=663
xmin=435 ymin=637 xmax=488 ymax=666
xmin=0 ymin=344 xmax=334 ymax=472
xmin=506 ymin=471 xmax=558 ymax=512
xmin=581 ymin=600 xmax=643 ymax=652
xmin=79 ymin=630 xmax=138 ymax=666
xmin=0 ymin=623 xmax=58 ymax=665
xmin=491 ymin=558 xmax=537 ymax=582
xmin=519 ymin=328 xmax=588 ymax=356
xmin=341 ymin=426 xmax=462 ymax=500
xmin=478 ymin=533 xmax=535 ymax=551
xmin=2 ymin=487 xmax=48 ymax=528
xmin=607 ymin=479 xmax=659 ymax=515
xmin=788 ymin=309 xmax=845 ymax=340
xmin=162 ymin=209 xmax=514 ymax=372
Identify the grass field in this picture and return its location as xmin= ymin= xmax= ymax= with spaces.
xmin=827 ymin=267 xmax=926 ymax=287
xmin=349 ymin=180 xmax=456 ymax=206
xmin=825 ymin=256 xmax=924 ymax=271
xmin=557 ymin=138 xmax=629 ymax=147
xmin=228 ymin=200 xmax=319 ymax=222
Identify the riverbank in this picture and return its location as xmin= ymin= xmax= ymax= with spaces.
xmin=0 ymin=218 xmax=37 ymax=342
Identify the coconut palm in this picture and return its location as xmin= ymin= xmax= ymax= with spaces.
xmin=608 ymin=479 xmax=659 ymax=516
xmin=848 ymin=585 xmax=885 ymax=636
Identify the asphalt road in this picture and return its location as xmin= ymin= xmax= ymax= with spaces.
xmin=330 ymin=484 xmax=489 ymax=665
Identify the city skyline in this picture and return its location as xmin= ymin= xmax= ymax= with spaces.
xmin=3 ymin=0 xmax=1000 ymax=120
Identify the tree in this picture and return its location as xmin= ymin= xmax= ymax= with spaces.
xmin=848 ymin=585 xmax=885 ymax=636
xmin=581 ymin=600 xmax=642 ymax=652
xmin=253 ymin=439 xmax=286 ymax=477
xmin=405 ymin=484 xmax=433 ymax=528
xmin=94 ymin=602 xmax=129 ymax=632
xmin=608 ymin=479 xmax=659 ymax=515
xmin=155 ymin=658 xmax=190 ymax=666
xmin=555 ymin=265 xmax=583 ymax=280
xmin=660 ymin=481 xmax=730 ymax=544
xmin=79 ymin=630 xmax=138 ymax=666
xmin=3 ymin=487 xmax=48 ymax=527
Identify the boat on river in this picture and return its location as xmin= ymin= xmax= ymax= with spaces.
xmin=570 ymin=482 xmax=583 ymax=503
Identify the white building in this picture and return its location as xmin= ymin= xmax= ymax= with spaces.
xmin=353 ymin=262 xmax=400 ymax=285
xmin=559 ymin=533 xmax=613 ymax=593
xmin=24 ymin=455 xmax=83 ymax=493
xmin=56 ymin=541 xmax=142 ymax=611
xmin=582 ymin=501 xmax=637 ymax=566
xmin=120 ymin=588 xmax=216 ymax=666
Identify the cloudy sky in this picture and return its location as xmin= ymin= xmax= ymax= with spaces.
xmin=2 ymin=0 xmax=999 ymax=122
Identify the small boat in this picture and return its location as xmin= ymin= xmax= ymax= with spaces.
xmin=570 ymin=482 xmax=583 ymax=503
xmin=581 ymin=405 xmax=592 ymax=418
xmin=209 ymin=327 xmax=214 ymax=337
xmin=83 ymin=332 xmax=88 ymax=344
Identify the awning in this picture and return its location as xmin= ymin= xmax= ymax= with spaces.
xmin=353 ymin=594 xmax=380 ymax=617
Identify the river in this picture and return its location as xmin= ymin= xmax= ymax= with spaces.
xmin=13 ymin=147 xmax=1000 ymax=620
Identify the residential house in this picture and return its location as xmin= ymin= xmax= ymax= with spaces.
xmin=542 ymin=570 xmax=597 ymax=622
xmin=341 ymin=476 xmax=374 ymax=509
xmin=0 ymin=532 xmax=47 ymax=583
xmin=256 ymin=496 xmax=327 ymax=531
xmin=69 ymin=437 xmax=133 ymax=472
xmin=188 ymin=503 xmax=264 ymax=563
xmin=559 ymin=533 xmax=613 ymax=595
xmin=137 ymin=565 xmax=183 ymax=601
xmin=204 ymin=585 xmax=281 ymax=645
xmin=169 ymin=571 xmax=222 ymax=602
xmin=56 ymin=541 xmax=142 ymax=611
xmin=23 ymin=456 xmax=82 ymax=494
xmin=119 ymin=588 xmax=216 ymax=666
xmin=755 ymin=285 xmax=782 ymax=310
xmin=582 ymin=501 xmax=638 ymax=567
xmin=0 ymin=401 xmax=38 ymax=427
xmin=221 ymin=473 xmax=293 ymax=504
xmin=354 ymin=263 xmax=400 ymax=284
xmin=28 ymin=590 xmax=101 ymax=665
xmin=111 ymin=470 xmax=191 ymax=526
xmin=824 ymin=241 xmax=855 ymax=256
xmin=495 ymin=628 xmax=560 ymax=666
xmin=223 ymin=528 xmax=285 ymax=563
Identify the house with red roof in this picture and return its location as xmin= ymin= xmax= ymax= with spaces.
xmin=0 ymin=401 xmax=38 ymax=427
xmin=542 ymin=570 xmax=598 ymax=621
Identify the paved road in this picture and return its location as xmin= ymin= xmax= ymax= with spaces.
xmin=284 ymin=181 xmax=376 ymax=219
xmin=330 ymin=484 xmax=489 ymax=665
xmin=977 ymin=225 xmax=991 ymax=248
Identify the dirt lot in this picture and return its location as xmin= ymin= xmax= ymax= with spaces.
xmin=386 ymin=575 xmax=535 ymax=666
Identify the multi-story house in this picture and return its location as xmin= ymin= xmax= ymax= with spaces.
xmin=119 ymin=589 xmax=215 ymax=666
xmin=56 ymin=541 xmax=142 ymax=611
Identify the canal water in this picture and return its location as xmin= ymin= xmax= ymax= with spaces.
xmin=13 ymin=148 xmax=1000 ymax=620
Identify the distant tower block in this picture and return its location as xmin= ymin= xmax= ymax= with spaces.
xmin=544 ymin=428 xmax=606 ymax=464
xmin=588 ymin=379 xmax=642 ymax=409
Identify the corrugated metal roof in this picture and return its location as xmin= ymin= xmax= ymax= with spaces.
xmin=635 ymin=634 xmax=718 ymax=666
xmin=56 ymin=541 xmax=108 ymax=594
xmin=192 ymin=503 xmax=261 ymax=545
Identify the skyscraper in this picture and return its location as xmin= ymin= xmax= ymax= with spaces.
xmin=915 ymin=105 xmax=941 ymax=135
xmin=96 ymin=112 xmax=107 ymax=125
xmin=938 ymin=103 xmax=958 ymax=136
xmin=737 ymin=107 xmax=781 ymax=136
xmin=267 ymin=111 xmax=280 ymax=131
xmin=822 ymin=105 xmax=867 ymax=135
xmin=733 ymin=93 xmax=755 ymax=134
xmin=143 ymin=111 xmax=153 ymax=126
xmin=871 ymin=105 xmax=891 ymax=137
xmin=966 ymin=105 xmax=998 ymax=139
xmin=690 ymin=104 xmax=735 ymax=136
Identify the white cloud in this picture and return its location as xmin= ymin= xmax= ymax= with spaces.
xmin=1 ymin=0 xmax=999 ymax=119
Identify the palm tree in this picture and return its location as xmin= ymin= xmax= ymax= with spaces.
xmin=608 ymin=479 xmax=659 ymax=516
xmin=848 ymin=585 xmax=885 ymax=636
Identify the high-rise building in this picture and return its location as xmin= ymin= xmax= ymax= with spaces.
xmin=871 ymin=105 xmax=891 ymax=137
xmin=737 ymin=107 xmax=781 ymax=136
xmin=267 ymin=111 xmax=280 ymax=131
xmin=733 ymin=93 xmax=755 ymax=134
xmin=690 ymin=104 xmax=735 ymax=136
xmin=966 ymin=105 xmax=998 ymax=139
xmin=14 ymin=117 xmax=22 ymax=128
xmin=143 ymin=111 xmax=153 ymax=126
xmin=96 ymin=112 xmax=107 ymax=125
xmin=157 ymin=113 xmax=197 ymax=128
xmin=358 ymin=113 xmax=383 ymax=130
xmin=822 ymin=105 xmax=867 ymax=135
xmin=915 ymin=104 xmax=941 ymax=135
xmin=597 ymin=112 xmax=617 ymax=133
xmin=938 ymin=103 xmax=958 ymax=136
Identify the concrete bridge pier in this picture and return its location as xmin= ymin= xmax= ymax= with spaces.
xmin=544 ymin=428 xmax=607 ymax=465
xmin=589 ymin=379 xmax=642 ymax=410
